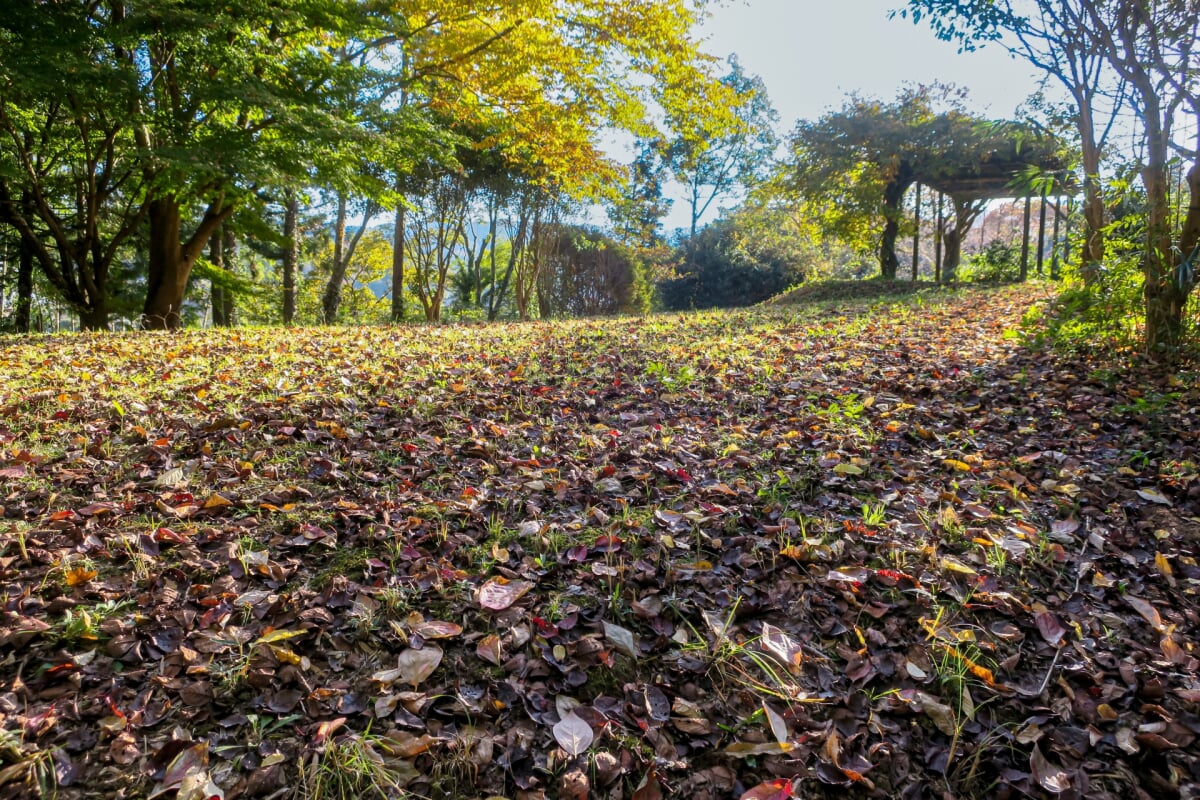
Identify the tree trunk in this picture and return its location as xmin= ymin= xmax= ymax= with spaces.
xmin=391 ymin=202 xmax=405 ymax=323
xmin=1142 ymin=161 xmax=1188 ymax=353
xmin=878 ymin=167 xmax=914 ymax=280
xmin=220 ymin=227 xmax=237 ymax=325
xmin=1181 ymin=163 xmax=1200 ymax=268
xmin=142 ymin=196 xmax=230 ymax=330
xmin=142 ymin=198 xmax=187 ymax=330
xmin=911 ymin=183 xmax=921 ymax=281
xmin=1075 ymin=96 xmax=1106 ymax=285
xmin=1037 ymin=195 xmax=1048 ymax=276
xmin=210 ymin=227 xmax=231 ymax=327
xmin=942 ymin=226 xmax=962 ymax=283
xmin=78 ymin=300 xmax=109 ymax=332
xmin=1020 ymin=196 xmax=1032 ymax=282
xmin=942 ymin=198 xmax=983 ymax=283
xmin=321 ymin=195 xmax=375 ymax=325
xmin=322 ymin=195 xmax=349 ymax=325
xmin=934 ymin=191 xmax=944 ymax=283
xmin=15 ymin=230 xmax=33 ymax=333
xmin=283 ymin=191 xmax=298 ymax=325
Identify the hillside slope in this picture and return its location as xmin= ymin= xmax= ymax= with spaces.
xmin=0 ymin=286 xmax=1196 ymax=800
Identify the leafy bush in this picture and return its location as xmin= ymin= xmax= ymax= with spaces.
xmin=961 ymin=239 xmax=1022 ymax=283
xmin=536 ymin=226 xmax=652 ymax=317
xmin=1022 ymin=250 xmax=1145 ymax=355
xmin=660 ymin=218 xmax=806 ymax=310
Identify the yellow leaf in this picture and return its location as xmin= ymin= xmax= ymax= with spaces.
xmin=255 ymin=629 xmax=306 ymax=646
xmin=65 ymin=566 xmax=97 ymax=587
xmin=1156 ymin=552 xmax=1173 ymax=578
xmin=203 ymin=493 xmax=233 ymax=509
xmin=939 ymin=557 xmax=977 ymax=576
xmin=943 ymin=459 xmax=971 ymax=472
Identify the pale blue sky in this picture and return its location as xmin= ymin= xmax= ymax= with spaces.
xmin=659 ymin=0 xmax=1047 ymax=230
xmin=701 ymin=0 xmax=1043 ymax=128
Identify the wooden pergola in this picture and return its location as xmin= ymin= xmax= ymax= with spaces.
xmin=910 ymin=157 xmax=1074 ymax=282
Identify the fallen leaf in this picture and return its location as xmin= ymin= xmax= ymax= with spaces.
xmin=603 ymin=621 xmax=639 ymax=659
xmin=1034 ymin=611 xmax=1066 ymax=646
xmin=911 ymin=691 xmax=957 ymax=736
xmin=395 ymin=646 xmax=443 ymax=687
xmin=64 ymin=566 xmax=97 ymax=587
xmin=759 ymin=623 xmax=803 ymax=675
xmin=1136 ymin=488 xmax=1172 ymax=506
xmin=477 ymin=577 xmax=532 ymax=611
xmin=1125 ymin=596 xmax=1165 ymax=633
xmin=763 ymin=702 xmax=789 ymax=745
xmin=1030 ymin=746 xmax=1071 ymax=793
xmin=739 ymin=779 xmax=793 ymax=800
xmin=411 ymin=620 xmax=463 ymax=639
xmin=553 ymin=712 xmax=594 ymax=757
xmin=724 ymin=741 xmax=794 ymax=757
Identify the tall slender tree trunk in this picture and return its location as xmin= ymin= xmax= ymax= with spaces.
xmin=321 ymin=195 xmax=375 ymax=325
xmin=1020 ymin=196 xmax=1032 ymax=282
xmin=210 ymin=227 xmax=234 ymax=327
xmin=1075 ymin=97 xmax=1106 ymax=285
xmin=15 ymin=229 xmax=33 ymax=333
xmin=321 ymin=195 xmax=349 ymax=324
xmin=911 ymin=183 xmax=921 ymax=280
xmin=1050 ymin=200 xmax=1063 ymax=281
xmin=391 ymin=202 xmax=405 ymax=323
xmin=1037 ymin=194 xmax=1048 ymax=277
xmin=1143 ymin=160 xmax=1188 ymax=353
xmin=934 ymin=192 xmax=944 ymax=283
xmin=1139 ymin=83 xmax=1192 ymax=356
xmin=283 ymin=191 xmax=298 ymax=325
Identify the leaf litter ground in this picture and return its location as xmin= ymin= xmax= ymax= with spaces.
xmin=1 ymin=286 xmax=1198 ymax=800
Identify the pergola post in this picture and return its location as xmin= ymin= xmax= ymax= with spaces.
xmin=911 ymin=183 xmax=922 ymax=281
xmin=1020 ymin=196 xmax=1032 ymax=282
xmin=1050 ymin=199 xmax=1063 ymax=280
xmin=934 ymin=191 xmax=944 ymax=284
xmin=1036 ymin=191 xmax=1048 ymax=276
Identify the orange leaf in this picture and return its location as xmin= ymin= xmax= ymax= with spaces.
xmin=65 ymin=566 xmax=97 ymax=587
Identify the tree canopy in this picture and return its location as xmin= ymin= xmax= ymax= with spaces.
xmin=786 ymin=86 xmax=1067 ymax=279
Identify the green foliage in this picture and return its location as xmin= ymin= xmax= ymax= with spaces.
xmin=537 ymin=226 xmax=652 ymax=317
xmin=660 ymin=217 xmax=807 ymax=310
xmin=1023 ymin=256 xmax=1145 ymax=355
xmin=661 ymin=56 xmax=780 ymax=238
xmin=961 ymin=239 xmax=1022 ymax=283
xmin=786 ymin=85 xmax=1067 ymax=278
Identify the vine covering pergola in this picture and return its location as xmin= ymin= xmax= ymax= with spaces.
xmin=915 ymin=143 xmax=1073 ymax=282
xmin=788 ymin=92 xmax=1071 ymax=282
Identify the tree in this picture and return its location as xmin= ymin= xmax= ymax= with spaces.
xmin=901 ymin=0 xmax=1200 ymax=353
xmin=896 ymin=0 xmax=1126 ymax=285
xmin=940 ymin=198 xmax=988 ymax=282
xmin=0 ymin=3 xmax=148 ymax=330
xmin=787 ymin=87 xmax=1065 ymax=280
xmin=660 ymin=211 xmax=808 ymax=310
xmin=1082 ymin=2 xmax=1200 ymax=352
xmin=608 ymin=137 xmax=674 ymax=249
xmin=662 ymin=57 xmax=779 ymax=240
xmin=535 ymin=226 xmax=651 ymax=317
xmin=321 ymin=194 xmax=380 ymax=324
xmin=3 ymin=0 xmax=730 ymax=331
